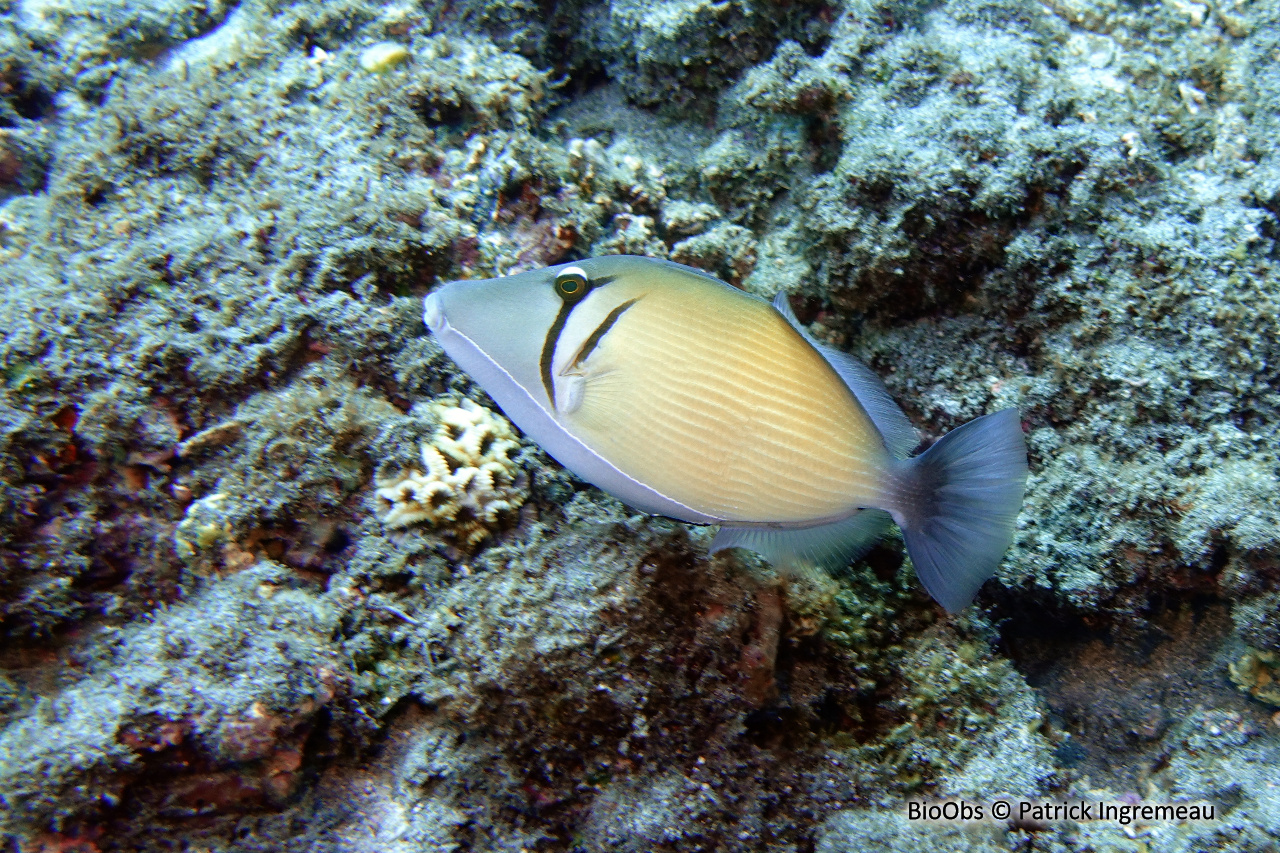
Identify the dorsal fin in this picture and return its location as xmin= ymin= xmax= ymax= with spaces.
xmin=771 ymin=293 xmax=918 ymax=459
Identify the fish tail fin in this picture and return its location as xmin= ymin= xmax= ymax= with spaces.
xmin=884 ymin=409 xmax=1028 ymax=612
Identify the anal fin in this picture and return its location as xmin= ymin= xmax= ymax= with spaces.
xmin=709 ymin=510 xmax=892 ymax=573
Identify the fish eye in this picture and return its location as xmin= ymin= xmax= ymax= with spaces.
xmin=555 ymin=267 xmax=590 ymax=300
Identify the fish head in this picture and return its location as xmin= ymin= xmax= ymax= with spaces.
xmin=421 ymin=255 xmax=727 ymax=524
xmin=424 ymin=256 xmax=695 ymax=412
xmin=424 ymin=262 xmax=564 ymax=411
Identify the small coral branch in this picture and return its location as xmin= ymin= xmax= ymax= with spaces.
xmin=375 ymin=398 xmax=526 ymax=550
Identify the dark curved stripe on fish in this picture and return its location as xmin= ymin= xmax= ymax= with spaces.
xmin=573 ymin=298 xmax=639 ymax=369
xmin=540 ymin=301 xmax=576 ymax=410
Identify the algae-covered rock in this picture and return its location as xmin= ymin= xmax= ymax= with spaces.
xmin=817 ymin=810 xmax=1009 ymax=853
xmin=0 ymin=562 xmax=340 ymax=835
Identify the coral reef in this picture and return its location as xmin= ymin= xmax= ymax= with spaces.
xmin=0 ymin=0 xmax=1279 ymax=848
xmin=0 ymin=562 xmax=340 ymax=837
xmin=375 ymin=396 xmax=526 ymax=549
xmin=171 ymin=367 xmax=400 ymax=575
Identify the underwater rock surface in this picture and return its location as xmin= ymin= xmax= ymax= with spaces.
xmin=0 ymin=0 xmax=1277 ymax=849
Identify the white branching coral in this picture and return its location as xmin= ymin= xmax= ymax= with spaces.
xmin=375 ymin=398 xmax=526 ymax=550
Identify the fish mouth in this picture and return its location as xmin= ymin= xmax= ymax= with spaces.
xmin=423 ymin=291 xmax=445 ymax=331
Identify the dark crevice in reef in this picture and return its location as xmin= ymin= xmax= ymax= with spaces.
xmin=4 ymin=78 xmax=54 ymax=124
xmin=996 ymin=590 xmax=1261 ymax=792
xmin=806 ymin=113 xmax=842 ymax=175
xmin=556 ymin=58 xmax=613 ymax=101
xmin=828 ymin=156 xmax=1098 ymax=321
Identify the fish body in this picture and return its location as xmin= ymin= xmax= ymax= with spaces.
xmin=424 ymin=255 xmax=1028 ymax=610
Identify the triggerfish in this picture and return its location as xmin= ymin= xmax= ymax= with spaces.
xmin=423 ymin=256 xmax=1028 ymax=611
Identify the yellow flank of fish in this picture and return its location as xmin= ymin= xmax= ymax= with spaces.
xmin=560 ymin=269 xmax=887 ymax=523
